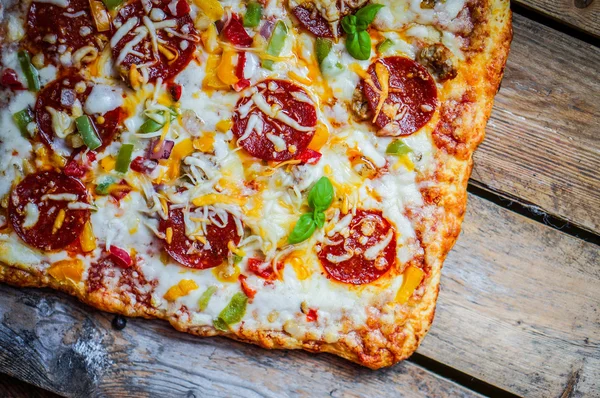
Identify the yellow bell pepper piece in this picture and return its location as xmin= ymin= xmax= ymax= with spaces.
xmin=80 ymin=221 xmax=97 ymax=253
xmin=396 ymin=266 xmax=425 ymax=304
xmin=100 ymin=155 xmax=116 ymax=171
xmin=164 ymin=279 xmax=199 ymax=302
xmin=213 ymin=263 xmax=240 ymax=283
xmin=165 ymin=138 xmax=194 ymax=180
xmin=200 ymin=23 xmax=219 ymax=53
xmin=193 ymin=133 xmax=215 ymax=153
xmin=48 ymin=259 xmax=84 ymax=284
xmin=89 ymin=0 xmax=111 ymax=33
xmin=203 ymin=54 xmax=229 ymax=90
xmin=308 ymin=123 xmax=329 ymax=151
xmin=217 ymin=50 xmax=240 ymax=86
xmin=194 ymin=0 xmax=224 ymax=21
xmin=52 ymin=209 xmax=66 ymax=234
xmin=216 ymin=119 xmax=233 ymax=133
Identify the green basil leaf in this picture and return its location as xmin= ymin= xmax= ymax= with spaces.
xmin=288 ymin=213 xmax=317 ymax=244
xmin=314 ymin=211 xmax=325 ymax=229
xmin=308 ymin=177 xmax=334 ymax=211
xmin=347 ymin=30 xmax=371 ymax=61
xmin=214 ymin=292 xmax=248 ymax=330
xmin=355 ymin=4 xmax=385 ymax=29
xmin=341 ymin=14 xmax=357 ymax=34
xmin=198 ymin=286 xmax=217 ymax=311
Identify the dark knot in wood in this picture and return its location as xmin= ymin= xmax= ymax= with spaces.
xmin=574 ymin=0 xmax=594 ymax=9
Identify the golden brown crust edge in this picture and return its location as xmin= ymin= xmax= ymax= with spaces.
xmin=0 ymin=1 xmax=512 ymax=369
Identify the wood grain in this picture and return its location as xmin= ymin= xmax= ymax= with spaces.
xmin=514 ymin=0 xmax=600 ymax=37
xmin=418 ymin=194 xmax=600 ymax=397
xmin=473 ymin=13 xmax=600 ymax=234
xmin=0 ymin=286 xmax=483 ymax=398
xmin=0 ymin=373 xmax=59 ymax=398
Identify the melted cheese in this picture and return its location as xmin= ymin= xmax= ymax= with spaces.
xmin=0 ymin=0 xmax=467 ymax=342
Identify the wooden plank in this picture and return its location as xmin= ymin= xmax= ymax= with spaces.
xmin=417 ymin=194 xmax=600 ymax=397
xmin=514 ymin=0 xmax=600 ymax=38
xmin=0 ymin=286 xmax=482 ymax=398
xmin=472 ymin=13 xmax=600 ymax=234
xmin=0 ymin=373 xmax=59 ymax=398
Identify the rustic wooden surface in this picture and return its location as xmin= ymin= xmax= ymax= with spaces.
xmin=0 ymin=286 xmax=483 ymax=398
xmin=0 ymin=374 xmax=58 ymax=398
xmin=420 ymin=195 xmax=600 ymax=397
xmin=473 ymin=13 xmax=600 ymax=234
xmin=514 ymin=0 xmax=600 ymax=38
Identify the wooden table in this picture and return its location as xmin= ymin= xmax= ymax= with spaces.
xmin=1 ymin=1 xmax=599 ymax=397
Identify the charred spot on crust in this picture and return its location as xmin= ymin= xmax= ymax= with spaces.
xmin=417 ymin=44 xmax=458 ymax=82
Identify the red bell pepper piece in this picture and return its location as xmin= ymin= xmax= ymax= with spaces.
xmin=0 ymin=69 xmax=25 ymax=91
xmin=238 ymin=274 xmax=257 ymax=299
xmin=296 ymin=148 xmax=322 ymax=165
xmin=222 ymin=14 xmax=253 ymax=47
xmin=109 ymin=245 xmax=132 ymax=268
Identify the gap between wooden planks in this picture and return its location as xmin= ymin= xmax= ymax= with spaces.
xmin=513 ymin=0 xmax=600 ymax=38
xmin=0 ymin=193 xmax=597 ymax=398
xmin=472 ymin=13 xmax=600 ymax=235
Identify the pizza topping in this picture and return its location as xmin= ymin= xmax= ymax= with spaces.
xmin=1 ymin=69 xmax=25 ymax=91
xmin=238 ymin=274 xmax=257 ymax=299
xmin=247 ymin=258 xmax=282 ymax=281
xmin=291 ymin=5 xmax=334 ymax=38
xmin=35 ymin=74 xmax=125 ymax=152
xmin=9 ymin=171 xmax=90 ymax=251
xmin=417 ymin=43 xmax=458 ymax=82
xmin=222 ymin=14 xmax=253 ymax=47
xmin=198 ymin=285 xmax=218 ymax=311
xmin=159 ymin=206 xmax=242 ymax=269
xmin=288 ymin=177 xmax=334 ymax=244
xmin=18 ymin=51 xmax=40 ymax=92
xmin=396 ymin=265 xmax=425 ymax=303
xmin=115 ymin=143 xmax=134 ymax=173
xmin=164 ymin=279 xmax=198 ymax=302
xmin=213 ymin=292 xmax=248 ymax=331
xmin=318 ymin=210 xmax=396 ymax=285
xmin=262 ymin=20 xmax=288 ymax=70
xmin=341 ymin=4 xmax=384 ymax=61
xmin=47 ymin=259 xmax=85 ymax=284
xmin=363 ymin=56 xmax=437 ymax=136
xmin=109 ymin=245 xmax=133 ymax=268
xmin=111 ymin=0 xmax=199 ymax=84
xmin=232 ymin=80 xmax=317 ymax=161
xmin=13 ymin=108 xmax=35 ymax=138
xmin=26 ymin=0 xmax=104 ymax=66
xmin=243 ymin=2 xmax=262 ymax=28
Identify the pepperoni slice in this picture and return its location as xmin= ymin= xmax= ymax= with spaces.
xmin=35 ymin=72 xmax=124 ymax=152
xmin=8 ymin=171 xmax=90 ymax=251
xmin=292 ymin=6 xmax=334 ymax=38
xmin=232 ymin=80 xmax=317 ymax=161
xmin=317 ymin=210 xmax=396 ymax=285
xmin=26 ymin=0 xmax=103 ymax=65
xmin=111 ymin=0 xmax=199 ymax=83
xmin=159 ymin=207 xmax=241 ymax=269
xmin=362 ymin=57 xmax=437 ymax=136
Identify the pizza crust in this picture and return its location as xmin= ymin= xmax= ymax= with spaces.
xmin=0 ymin=0 xmax=511 ymax=369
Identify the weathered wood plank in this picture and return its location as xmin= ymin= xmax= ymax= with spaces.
xmin=0 ymin=373 xmax=59 ymax=398
xmin=473 ymin=13 xmax=600 ymax=234
xmin=0 ymin=287 xmax=483 ymax=398
xmin=418 ymin=194 xmax=600 ymax=397
xmin=514 ymin=0 xmax=600 ymax=38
